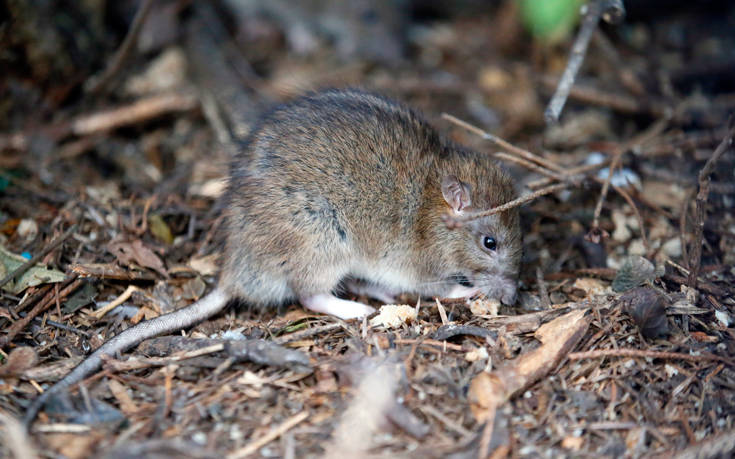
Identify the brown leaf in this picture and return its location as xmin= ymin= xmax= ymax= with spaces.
xmin=619 ymin=287 xmax=670 ymax=339
xmin=107 ymin=238 xmax=167 ymax=277
xmin=0 ymin=347 xmax=38 ymax=376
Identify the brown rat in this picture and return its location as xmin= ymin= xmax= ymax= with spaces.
xmin=24 ymin=88 xmax=521 ymax=426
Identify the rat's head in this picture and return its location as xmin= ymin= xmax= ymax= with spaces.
xmin=427 ymin=157 xmax=521 ymax=305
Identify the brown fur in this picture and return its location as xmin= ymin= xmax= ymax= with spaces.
xmin=221 ymin=88 xmax=521 ymax=305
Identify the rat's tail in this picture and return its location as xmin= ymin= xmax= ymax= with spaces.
xmin=23 ymin=288 xmax=229 ymax=429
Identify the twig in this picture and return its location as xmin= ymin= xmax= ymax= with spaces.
xmin=86 ymin=0 xmax=156 ymax=95
xmin=0 ymin=225 xmax=78 ymax=289
xmin=493 ymin=152 xmax=569 ymax=183
xmin=103 ymin=344 xmax=226 ymax=372
xmin=679 ymin=189 xmax=693 ymax=267
xmin=393 ymin=338 xmax=465 ymax=352
xmin=226 ymin=411 xmax=309 ymax=459
xmin=589 ymin=147 xmax=625 ymax=241
xmin=442 ymin=113 xmax=566 ymax=173
xmin=72 ymin=92 xmax=198 ymax=135
xmin=89 ymin=285 xmax=140 ymax=320
xmin=539 ymin=75 xmax=668 ymax=118
xmin=443 ymin=183 xmax=570 ymax=228
xmin=545 ymin=0 xmax=626 ymax=123
xmin=17 ymin=311 xmax=90 ymax=337
xmin=610 ymin=183 xmax=649 ymax=252
xmin=527 ymin=159 xmax=609 ymax=190
xmin=687 ymin=121 xmax=735 ymax=289
xmin=275 ymin=323 xmax=342 ymax=344
xmin=0 ymin=277 xmax=83 ymax=348
xmin=569 ymin=348 xmax=735 ymax=367
xmin=0 ymin=92 xmax=199 ymax=149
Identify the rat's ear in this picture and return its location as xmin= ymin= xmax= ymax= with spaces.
xmin=441 ymin=175 xmax=472 ymax=213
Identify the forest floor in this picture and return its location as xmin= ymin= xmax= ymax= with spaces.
xmin=1 ymin=1 xmax=734 ymax=457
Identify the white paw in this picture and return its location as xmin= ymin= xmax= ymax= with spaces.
xmin=301 ymin=294 xmax=375 ymax=320
xmin=445 ymin=285 xmax=480 ymax=299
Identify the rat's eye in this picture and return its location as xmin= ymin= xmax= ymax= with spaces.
xmin=482 ymin=236 xmax=497 ymax=251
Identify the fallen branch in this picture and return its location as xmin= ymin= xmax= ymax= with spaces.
xmin=544 ymin=0 xmax=626 ymax=123
xmin=686 ymin=120 xmax=735 ymax=289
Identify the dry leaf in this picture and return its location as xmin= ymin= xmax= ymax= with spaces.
xmin=0 ymin=347 xmax=37 ymax=376
xmin=188 ymin=253 xmax=220 ymax=276
xmin=469 ymin=297 xmax=500 ymax=316
xmin=572 ymin=278 xmax=610 ymax=297
xmin=0 ymin=245 xmax=66 ymax=294
xmin=107 ymin=238 xmax=167 ymax=277
xmin=619 ymin=287 xmax=670 ymax=338
xmin=612 ymin=256 xmax=658 ymax=292
xmin=148 ymin=213 xmax=174 ymax=244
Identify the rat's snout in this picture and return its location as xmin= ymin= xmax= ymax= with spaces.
xmin=500 ymin=284 xmax=517 ymax=306
xmin=483 ymin=274 xmax=517 ymax=305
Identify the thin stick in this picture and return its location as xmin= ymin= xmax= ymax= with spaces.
xmin=443 ymin=183 xmax=570 ymax=228
xmin=226 ymin=411 xmax=309 ymax=459
xmin=0 ymin=225 xmax=77 ymax=289
xmin=104 ymin=344 xmax=226 ymax=372
xmin=493 ymin=152 xmax=569 ymax=183
xmin=687 ymin=122 xmax=735 ymax=288
xmin=545 ymin=0 xmax=625 ymax=123
xmin=528 ymin=159 xmax=610 ymax=189
xmin=86 ymin=0 xmax=156 ymax=95
xmin=590 ymin=147 xmax=625 ymax=235
xmin=610 ymin=183 xmax=649 ymax=252
xmin=72 ymin=92 xmax=198 ymax=135
xmin=569 ymin=348 xmax=734 ymax=366
xmin=679 ymin=189 xmax=694 ymax=268
xmin=89 ymin=285 xmax=140 ymax=319
xmin=442 ymin=113 xmax=566 ymax=173
xmin=275 ymin=323 xmax=342 ymax=344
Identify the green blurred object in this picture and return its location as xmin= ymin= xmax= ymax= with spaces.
xmin=517 ymin=0 xmax=584 ymax=44
xmin=149 ymin=214 xmax=174 ymax=245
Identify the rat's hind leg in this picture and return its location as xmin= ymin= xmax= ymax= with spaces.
xmin=300 ymin=294 xmax=375 ymax=319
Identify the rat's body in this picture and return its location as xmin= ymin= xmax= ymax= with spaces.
xmin=24 ymin=89 xmax=521 ymax=426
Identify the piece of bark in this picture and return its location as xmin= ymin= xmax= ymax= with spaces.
xmin=468 ymin=309 xmax=590 ymax=455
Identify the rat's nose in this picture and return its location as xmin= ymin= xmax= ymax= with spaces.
xmin=499 ymin=276 xmax=517 ymax=305
xmin=484 ymin=274 xmax=517 ymax=305
xmin=500 ymin=287 xmax=517 ymax=305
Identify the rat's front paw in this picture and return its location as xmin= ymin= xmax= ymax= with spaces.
xmin=300 ymin=294 xmax=375 ymax=320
